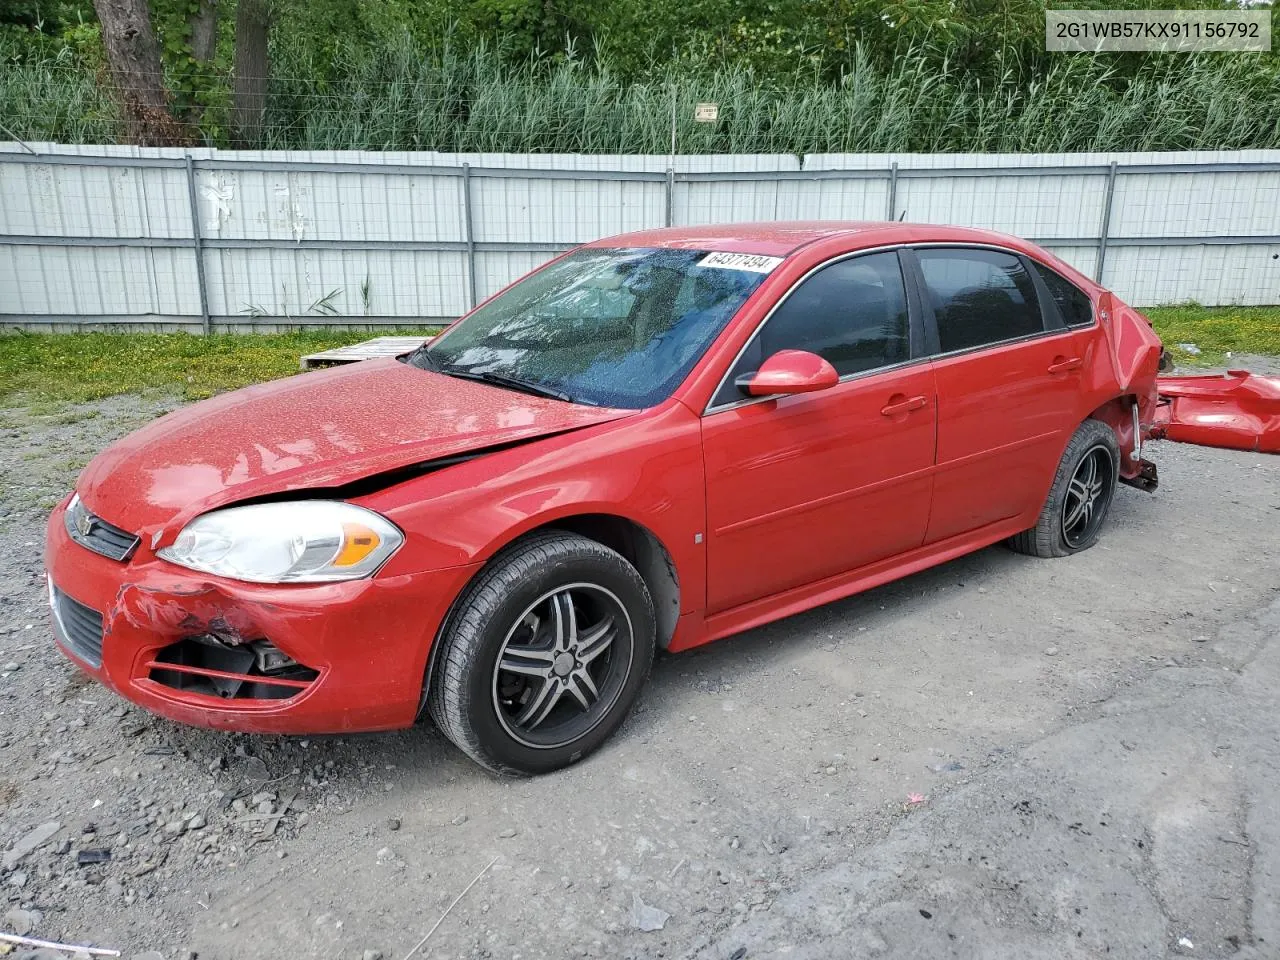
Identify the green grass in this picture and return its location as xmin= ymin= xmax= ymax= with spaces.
xmin=0 ymin=308 xmax=1274 ymax=410
xmin=0 ymin=329 xmax=436 ymax=406
xmin=1144 ymin=305 xmax=1280 ymax=368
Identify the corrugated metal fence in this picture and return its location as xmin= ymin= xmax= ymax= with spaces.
xmin=2 ymin=144 xmax=1279 ymax=331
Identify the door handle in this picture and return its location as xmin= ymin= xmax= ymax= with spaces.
xmin=880 ymin=394 xmax=928 ymax=417
xmin=1048 ymin=356 xmax=1083 ymax=374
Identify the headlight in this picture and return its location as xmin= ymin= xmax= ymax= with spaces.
xmin=157 ymin=501 xmax=404 ymax=584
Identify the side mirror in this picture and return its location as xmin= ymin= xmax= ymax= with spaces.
xmin=736 ymin=349 xmax=839 ymax=397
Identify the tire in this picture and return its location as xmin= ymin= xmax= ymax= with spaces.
xmin=1007 ymin=419 xmax=1120 ymax=558
xmin=428 ymin=532 xmax=656 ymax=776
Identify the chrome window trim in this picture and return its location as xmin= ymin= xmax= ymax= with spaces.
xmin=703 ymin=242 xmax=914 ymax=415
xmin=922 ymin=325 xmax=1077 ymax=363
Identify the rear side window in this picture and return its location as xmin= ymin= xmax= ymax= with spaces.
xmin=1035 ymin=264 xmax=1094 ymax=327
xmin=917 ymin=249 xmax=1045 ymax=353
xmin=713 ymin=252 xmax=909 ymax=406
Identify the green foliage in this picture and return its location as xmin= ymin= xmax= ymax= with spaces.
xmin=0 ymin=307 xmax=1274 ymax=409
xmin=247 ymin=34 xmax=1280 ymax=153
xmin=1144 ymin=305 xmax=1280 ymax=368
xmin=0 ymin=0 xmax=94 ymax=33
xmin=0 ymin=329 xmax=439 ymax=405
xmin=0 ymin=28 xmax=118 ymax=142
xmin=0 ymin=0 xmax=1277 ymax=151
xmin=146 ymin=0 xmax=234 ymax=141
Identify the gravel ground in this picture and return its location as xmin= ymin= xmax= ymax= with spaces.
xmin=1 ymin=389 xmax=1278 ymax=960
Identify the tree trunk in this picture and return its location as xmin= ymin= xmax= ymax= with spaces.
xmin=92 ymin=0 xmax=186 ymax=145
xmin=233 ymin=0 xmax=270 ymax=146
xmin=187 ymin=0 xmax=221 ymax=62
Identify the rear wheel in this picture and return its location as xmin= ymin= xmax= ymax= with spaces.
xmin=1007 ymin=419 xmax=1119 ymax=558
xmin=428 ymin=532 xmax=655 ymax=775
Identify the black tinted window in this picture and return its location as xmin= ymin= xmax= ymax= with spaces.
xmin=1035 ymin=264 xmax=1094 ymax=327
xmin=715 ymin=252 xmax=909 ymax=405
xmin=917 ymin=249 xmax=1045 ymax=353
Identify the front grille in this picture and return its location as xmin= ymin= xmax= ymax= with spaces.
xmin=65 ymin=495 xmax=139 ymax=562
xmin=50 ymin=584 xmax=104 ymax=668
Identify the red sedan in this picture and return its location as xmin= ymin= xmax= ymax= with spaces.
xmin=45 ymin=222 xmax=1163 ymax=775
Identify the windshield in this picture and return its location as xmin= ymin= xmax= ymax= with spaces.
xmin=410 ymin=247 xmax=774 ymax=408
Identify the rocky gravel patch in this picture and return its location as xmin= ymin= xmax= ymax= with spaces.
xmin=2 ymin=389 xmax=1278 ymax=959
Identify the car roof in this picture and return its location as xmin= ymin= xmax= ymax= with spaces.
xmin=585 ymin=221 xmax=1034 ymax=258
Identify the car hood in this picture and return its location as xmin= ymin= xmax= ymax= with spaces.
xmin=76 ymin=358 xmax=632 ymax=540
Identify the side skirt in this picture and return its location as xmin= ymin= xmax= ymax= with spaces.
xmin=671 ymin=514 xmax=1035 ymax=653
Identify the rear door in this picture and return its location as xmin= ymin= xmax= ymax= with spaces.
xmin=906 ymin=246 xmax=1088 ymax=544
xmin=701 ymin=250 xmax=937 ymax=613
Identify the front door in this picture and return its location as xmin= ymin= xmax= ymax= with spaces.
xmin=701 ymin=250 xmax=937 ymax=613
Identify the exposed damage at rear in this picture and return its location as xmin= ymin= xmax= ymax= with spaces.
xmin=1074 ymin=293 xmax=1280 ymax=478
xmin=1151 ymin=370 xmax=1280 ymax=454
xmin=1087 ymin=292 xmax=1165 ymax=491
xmin=1082 ymin=294 xmax=1278 ymax=462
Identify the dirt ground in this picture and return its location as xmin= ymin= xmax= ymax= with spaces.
xmin=1 ymin=390 xmax=1278 ymax=960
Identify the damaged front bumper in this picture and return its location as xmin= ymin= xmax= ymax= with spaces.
xmin=44 ymin=497 xmax=480 ymax=734
xmin=1150 ymin=370 xmax=1280 ymax=454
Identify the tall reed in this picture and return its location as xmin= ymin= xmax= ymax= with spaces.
xmin=2 ymin=32 xmax=1278 ymax=153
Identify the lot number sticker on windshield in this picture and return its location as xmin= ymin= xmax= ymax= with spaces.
xmin=698 ymin=252 xmax=785 ymax=273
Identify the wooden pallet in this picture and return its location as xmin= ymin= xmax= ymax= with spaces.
xmin=299 ymin=335 xmax=432 ymax=370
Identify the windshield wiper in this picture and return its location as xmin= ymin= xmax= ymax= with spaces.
xmin=410 ymin=348 xmax=576 ymax=403
xmin=438 ymin=367 xmax=574 ymax=403
xmin=475 ymin=371 xmax=574 ymax=403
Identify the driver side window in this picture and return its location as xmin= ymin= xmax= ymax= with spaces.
xmin=712 ymin=251 xmax=910 ymax=407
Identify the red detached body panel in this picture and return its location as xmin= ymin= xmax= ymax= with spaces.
xmin=45 ymin=221 xmax=1170 ymax=735
xmin=1152 ymin=371 xmax=1280 ymax=453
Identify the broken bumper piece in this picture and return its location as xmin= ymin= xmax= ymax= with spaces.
xmin=1150 ymin=370 xmax=1280 ymax=454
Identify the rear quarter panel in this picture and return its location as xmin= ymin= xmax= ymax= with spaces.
xmin=1019 ymin=246 xmax=1162 ymax=475
xmin=1087 ymin=293 xmax=1163 ymax=474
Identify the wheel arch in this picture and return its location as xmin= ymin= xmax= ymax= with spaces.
xmin=417 ymin=513 xmax=681 ymax=718
xmin=540 ymin=514 xmax=681 ymax=650
xmin=1086 ymin=394 xmax=1140 ymax=474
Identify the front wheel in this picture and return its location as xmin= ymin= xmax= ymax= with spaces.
xmin=1007 ymin=419 xmax=1120 ymax=558
xmin=428 ymin=532 xmax=656 ymax=775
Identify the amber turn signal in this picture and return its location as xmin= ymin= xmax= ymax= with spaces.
xmin=333 ymin=522 xmax=382 ymax=568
